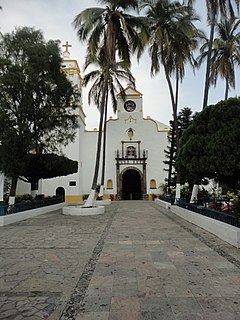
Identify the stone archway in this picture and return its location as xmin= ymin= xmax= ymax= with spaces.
xmin=120 ymin=168 xmax=143 ymax=200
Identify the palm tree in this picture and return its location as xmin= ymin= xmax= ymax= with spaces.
xmin=83 ymin=51 xmax=135 ymax=204
xmin=73 ymin=1 xmax=145 ymax=206
xmin=202 ymin=0 xmax=239 ymax=108
xmin=73 ymin=1 xmax=146 ymax=67
xmin=199 ymin=17 xmax=240 ymax=100
xmin=141 ymin=0 xmax=202 ymax=200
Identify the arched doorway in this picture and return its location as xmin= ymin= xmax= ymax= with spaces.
xmin=121 ymin=169 xmax=142 ymax=200
xmin=56 ymin=187 xmax=65 ymax=202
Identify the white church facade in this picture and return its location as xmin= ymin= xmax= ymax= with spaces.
xmin=16 ymin=46 xmax=169 ymax=202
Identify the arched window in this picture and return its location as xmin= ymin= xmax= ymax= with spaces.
xmin=126 ymin=146 xmax=136 ymax=157
xmin=107 ymin=179 xmax=113 ymax=189
xmin=150 ymin=179 xmax=156 ymax=189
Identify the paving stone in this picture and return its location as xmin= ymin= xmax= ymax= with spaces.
xmin=0 ymin=201 xmax=240 ymax=320
xmin=140 ymin=311 xmax=176 ymax=320
xmin=76 ymin=312 xmax=109 ymax=320
xmin=174 ymin=313 xmax=204 ymax=320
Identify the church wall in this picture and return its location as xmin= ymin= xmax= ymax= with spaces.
xmin=102 ymin=114 xmax=168 ymax=197
xmin=41 ymin=117 xmax=83 ymax=201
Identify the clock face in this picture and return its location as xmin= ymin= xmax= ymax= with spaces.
xmin=124 ymin=100 xmax=136 ymax=112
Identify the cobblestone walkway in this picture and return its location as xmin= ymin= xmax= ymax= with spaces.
xmin=0 ymin=201 xmax=240 ymax=320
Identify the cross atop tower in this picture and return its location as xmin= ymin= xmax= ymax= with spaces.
xmin=62 ymin=41 xmax=72 ymax=54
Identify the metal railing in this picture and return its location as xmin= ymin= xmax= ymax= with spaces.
xmin=177 ymin=199 xmax=240 ymax=228
xmin=0 ymin=196 xmax=64 ymax=216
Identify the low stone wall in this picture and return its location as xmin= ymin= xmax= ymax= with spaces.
xmin=154 ymin=198 xmax=171 ymax=210
xmin=0 ymin=202 xmax=66 ymax=226
xmin=155 ymin=199 xmax=240 ymax=248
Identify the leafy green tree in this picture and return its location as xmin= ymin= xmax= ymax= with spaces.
xmin=202 ymin=0 xmax=239 ymax=108
xmin=0 ymin=27 xmax=79 ymax=198
xmin=73 ymin=0 xmax=145 ymax=206
xmin=176 ymin=98 xmax=240 ymax=192
xmin=199 ymin=17 xmax=240 ymax=100
xmin=20 ymin=154 xmax=78 ymax=195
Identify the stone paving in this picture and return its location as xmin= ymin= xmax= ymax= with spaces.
xmin=0 ymin=201 xmax=240 ymax=320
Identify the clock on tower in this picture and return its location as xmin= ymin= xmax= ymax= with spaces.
xmin=124 ymin=100 xmax=136 ymax=112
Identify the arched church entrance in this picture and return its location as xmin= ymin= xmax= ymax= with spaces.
xmin=121 ymin=168 xmax=142 ymax=200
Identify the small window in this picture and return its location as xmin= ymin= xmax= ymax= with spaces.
xmin=69 ymin=181 xmax=76 ymax=186
xmin=107 ymin=179 xmax=113 ymax=189
xmin=150 ymin=179 xmax=156 ymax=189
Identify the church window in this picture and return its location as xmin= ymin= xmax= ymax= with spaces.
xmin=69 ymin=181 xmax=76 ymax=186
xmin=150 ymin=179 xmax=156 ymax=189
xmin=107 ymin=179 xmax=113 ymax=189
xmin=126 ymin=146 xmax=136 ymax=157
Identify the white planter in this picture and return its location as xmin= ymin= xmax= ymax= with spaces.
xmin=62 ymin=205 xmax=105 ymax=216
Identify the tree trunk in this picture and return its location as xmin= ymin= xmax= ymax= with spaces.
xmin=163 ymin=63 xmax=181 ymax=203
xmin=8 ymin=176 xmax=18 ymax=205
xmin=31 ymin=180 xmax=39 ymax=197
xmin=167 ymin=127 xmax=175 ymax=193
xmin=225 ymin=79 xmax=229 ymax=100
xmin=202 ymin=12 xmax=216 ymax=109
xmin=9 ymin=176 xmax=18 ymax=197
xmin=83 ymin=80 xmax=108 ymax=208
xmin=190 ymin=184 xmax=199 ymax=203
xmin=174 ymin=72 xmax=181 ymax=203
xmin=0 ymin=172 xmax=4 ymax=202
xmin=98 ymin=91 xmax=108 ymax=199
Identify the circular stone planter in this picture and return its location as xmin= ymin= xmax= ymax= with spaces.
xmin=62 ymin=205 xmax=105 ymax=216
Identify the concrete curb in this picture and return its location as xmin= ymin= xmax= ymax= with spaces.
xmin=0 ymin=202 xmax=66 ymax=226
xmin=154 ymin=199 xmax=240 ymax=248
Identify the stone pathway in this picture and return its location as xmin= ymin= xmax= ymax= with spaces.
xmin=0 ymin=201 xmax=240 ymax=320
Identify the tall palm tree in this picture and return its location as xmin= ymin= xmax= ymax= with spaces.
xmin=83 ymin=51 xmax=135 ymax=204
xmin=141 ymin=0 xmax=202 ymax=200
xmin=73 ymin=1 xmax=146 ymax=67
xmin=73 ymin=1 xmax=145 ymax=206
xmin=202 ymin=0 xmax=239 ymax=108
xmin=199 ymin=17 xmax=240 ymax=100
xmin=211 ymin=18 xmax=240 ymax=99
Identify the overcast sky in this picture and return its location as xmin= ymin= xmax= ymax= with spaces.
xmin=1 ymin=0 xmax=239 ymax=129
